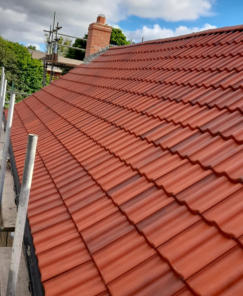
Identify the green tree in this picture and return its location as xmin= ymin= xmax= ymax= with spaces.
xmin=27 ymin=45 xmax=36 ymax=50
xmin=65 ymin=35 xmax=87 ymax=60
xmin=58 ymin=37 xmax=72 ymax=56
xmin=110 ymin=28 xmax=130 ymax=46
xmin=0 ymin=36 xmax=44 ymax=102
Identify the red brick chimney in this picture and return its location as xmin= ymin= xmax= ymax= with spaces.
xmin=85 ymin=15 xmax=112 ymax=58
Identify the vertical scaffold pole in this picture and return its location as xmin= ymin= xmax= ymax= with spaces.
xmin=0 ymin=92 xmax=15 ymax=207
xmin=0 ymin=79 xmax=7 ymax=137
xmin=0 ymin=67 xmax=5 ymax=98
xmin=6 ymin=134 xmax=38 ymax=296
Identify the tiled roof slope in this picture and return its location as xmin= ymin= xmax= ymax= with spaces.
xmin=11 ymin=25 xmax=243 ymax=295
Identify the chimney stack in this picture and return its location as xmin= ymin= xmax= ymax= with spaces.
xmin=85 ymin=15 xmax=112 ymax=58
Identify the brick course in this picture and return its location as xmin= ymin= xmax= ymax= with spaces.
xmin=85 ymin=16 xmax=112 ymax=58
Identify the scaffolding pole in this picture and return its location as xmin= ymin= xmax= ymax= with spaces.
xmin=0 ymin=79 xmax=7 ymax=138
xmin=6 ymin=134 xmax=38 ymax=296
xmin=0 ymin=67 xmax=5 ymax=99
xmin=0 ymin=93 xmax=15 ymax=209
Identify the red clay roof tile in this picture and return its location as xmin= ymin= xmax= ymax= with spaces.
xmin=10 ymin=25 xmax=243 ymax=295
xmin=43 ymin=261 xmax=108 ymax=296
xmin=158 ymin=221 xmax=236 ymax=278
xmin=108 ymin=255 xmax=186 ymax=296
xmin=188 ymin=246 xmax=243 ymax=296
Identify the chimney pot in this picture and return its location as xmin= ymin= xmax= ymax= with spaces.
xmin=97 ymin=14 xmax=106 ymax=24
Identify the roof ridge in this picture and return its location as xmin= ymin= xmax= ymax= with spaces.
xmin=109 ymin=24 xmax=243 ymax=50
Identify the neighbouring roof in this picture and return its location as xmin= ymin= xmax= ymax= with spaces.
xmin=54 ymin=56 xmax=83 ymax=67
xmin=29 ymin=49 xmax=83 ymax=67
xmin=11 ymin=25 xmax=243 ymax=296
xmin=28 ymin=49 xmax=46 ymax=60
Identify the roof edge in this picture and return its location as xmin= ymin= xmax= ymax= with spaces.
xmin=109 ymin=24 xmax=243 ymax=50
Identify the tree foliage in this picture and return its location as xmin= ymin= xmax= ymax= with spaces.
xmin=0 ymin=36 xmax=44 ymax=101
xmin=65 ymin=35 xmax=87 ymax=61
xmin=110 ymin=28 xmax=130 ymax=46
xmin=58 ymin=37 xmax=72 ymax=56
xmin=27 ymin=45 xmax=36 ymax=50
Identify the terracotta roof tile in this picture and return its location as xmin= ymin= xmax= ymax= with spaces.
xmin=108 ymin=255 xmax=186 ymax=296
xmin=92 ymin=229 xmax=156 ymax=283
xmin=43 ymin=261 xmax=108 ymax=296
xmin=10 ymin=25 xmax=243 ymax=295
xmin=188 ymin=246 xmax=243 ymax=296
xmin=137 ymin=201 xmax=200 ymax=247
xmin=38 ymin=237 xmax=90 ymax=281
xmin=158 ymin=221 xmax=236 ymax=278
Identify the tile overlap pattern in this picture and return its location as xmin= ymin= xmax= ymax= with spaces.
xmin=11 ymin=26 xmax=243 ymax=295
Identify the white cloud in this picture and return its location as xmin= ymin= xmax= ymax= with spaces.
xmin=123 ymin=0 xmax=214 ymax=21
xmin=0 ymin=0 xmax=215 ymax=48
xmin=125 ymin=23 xmax=217 ymax=42
xmin=0 ymin=7 xmax=45 ymax=44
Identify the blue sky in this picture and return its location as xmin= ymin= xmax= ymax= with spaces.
xmin=0 ymin=0 xmax=242 ymax=50
xmin=118 ymin=0 xmax=243 ymax=42
xmin=119 ymin=0 xmax=243 ymax=31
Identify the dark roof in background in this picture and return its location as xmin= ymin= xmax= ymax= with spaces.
xmin=11 ymin=25 xmax=243 ymax=295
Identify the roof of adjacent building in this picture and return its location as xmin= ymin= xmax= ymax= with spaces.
xmin=11 ymin=25 xmax=243 ymax=296
xmin=28 ymin=49 xmax=83 ymax=67
xmin=57 ymin=56 xmax=83 ymax=66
